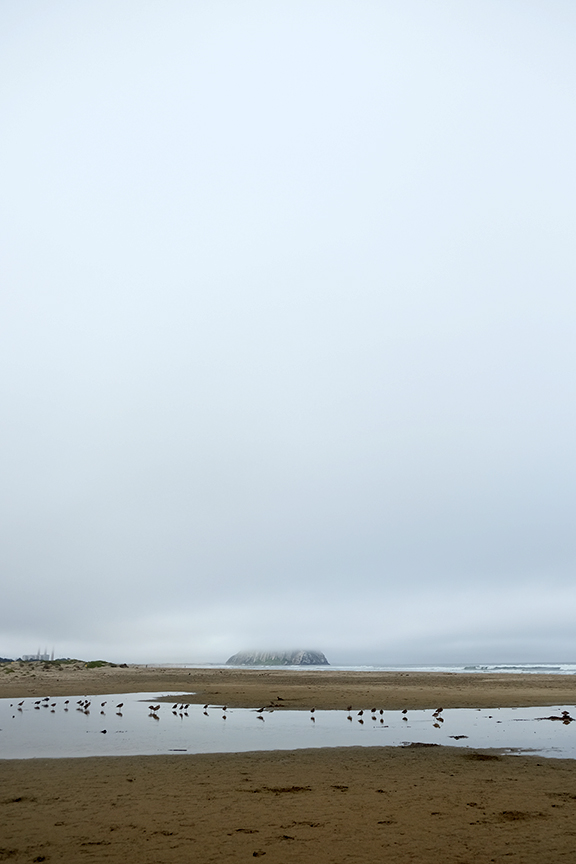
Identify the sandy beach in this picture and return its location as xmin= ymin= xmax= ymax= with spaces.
xmin=2 ymin=661 xmax=576 ymax=709
xmin=2 ymin=664 xmax=576 ymax=863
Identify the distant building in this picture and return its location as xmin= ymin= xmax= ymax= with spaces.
xmin=22 ymin=647 xmax=54 ymax=661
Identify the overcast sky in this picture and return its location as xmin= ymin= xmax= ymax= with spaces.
xmin=1 ymin=1 xmax=575 ymax=665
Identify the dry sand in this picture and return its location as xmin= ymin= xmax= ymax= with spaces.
xmin=2 ymin=664 xmax=576 ymax=863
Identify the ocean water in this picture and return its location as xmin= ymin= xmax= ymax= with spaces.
xmin=1 ymin=693 xmax=575 ymax=760
xmin=157 ymin=662 xmax=576 ymax=675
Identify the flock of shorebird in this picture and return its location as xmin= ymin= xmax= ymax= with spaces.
xmin=9 ymin=697 xmax=126 ymax=716
xmin=7 ymin=697 xmax=449 ymax=729
xmin=10 ymin=699 xmax=573 ymax=731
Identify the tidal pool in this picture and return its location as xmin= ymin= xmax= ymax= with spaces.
xmin=0 ymin=693 xmax=575 ymax=760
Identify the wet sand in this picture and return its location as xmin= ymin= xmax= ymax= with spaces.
xmin=3 ymin=745 xmax=576 ymax=863
xmin=2 ymin=664 xmax=576 ymax=862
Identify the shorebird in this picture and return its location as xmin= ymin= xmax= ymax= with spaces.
xmin=401 ymin=709 xmax=407 ymax=714
xmin=357 ymin=710 xmax=363 ymax=716
xmin=116 ymin=703 xmax=123 ymax=710
xmin=310 ymin=707 xmax=315 ymax=713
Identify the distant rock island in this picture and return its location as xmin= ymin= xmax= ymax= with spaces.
xmin=226 ymin=650 xmax=329 ymax=666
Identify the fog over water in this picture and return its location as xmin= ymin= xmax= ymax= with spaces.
xmin=1 ymin=1 xmax=575 ymax=665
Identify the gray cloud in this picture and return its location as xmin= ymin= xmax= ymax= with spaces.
xmin=1 ymin=0 xmax=575 ymax=664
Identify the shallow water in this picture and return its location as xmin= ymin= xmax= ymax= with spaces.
xmin=1 ymin=693 xmax=575 ymax=760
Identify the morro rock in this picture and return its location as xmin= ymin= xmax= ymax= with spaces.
xmin=226 ymin=650 xmax=329 ymax=666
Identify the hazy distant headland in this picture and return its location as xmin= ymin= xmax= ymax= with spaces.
xmin=226 ymin=650 xmax=329 ymax=666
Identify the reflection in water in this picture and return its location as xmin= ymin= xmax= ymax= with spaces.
xmin=0 ymin=693 xmax=575 ymax=760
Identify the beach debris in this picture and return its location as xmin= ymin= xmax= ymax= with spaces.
xmin=537 ymin=711 xmax=575 ymax=723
